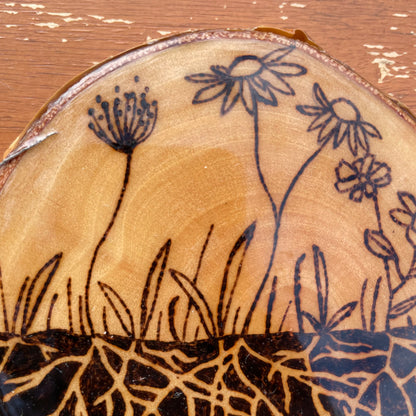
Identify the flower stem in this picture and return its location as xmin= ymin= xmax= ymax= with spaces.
xmin=407 ymin=249 xmax=416 ymax=279
xmin=372 ymin=193 xmax=392 ymax=330
xmin=242 ymin=109 xmax=325 ymax=334
xmin=372 ymin=192 xmax=383 ymax=233
xmin=85 ymin=152 xmax=132 ymax=336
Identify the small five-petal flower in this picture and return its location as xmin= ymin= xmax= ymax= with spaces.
xmin=297 ymin=83 xmax=382 ymax=156
xmin=185 ymin=46 xmax=306 ymax=116
xmin=335 ymin=154 xmax=391 ymax=202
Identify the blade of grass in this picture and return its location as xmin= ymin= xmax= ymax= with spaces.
xmin=265 ymin=275 xmax=278 ymax=334
xmin=47 ymin=294 xmax=59 ymax=331
xmin=0 ymin=267 xmax=8 ymax=332
xmin=217 ymin=222 xmax=256 ymax=336
xmin=183 ymin=224 xmax=214 ymax=339
xmin=140 ymin=240 xmax=171 ymax=338
xmin=157 ymin=311 xmax=162 ymax=341
xmin=168 ymin=296 xmax=180 ymax=341
xmin=12 ymin=276 xmax=30 ymax=334
xmin=294 ymin=253 xmax=306 ymax=333
xmin=67 ymin=278 xmax=73 ymax=334
xmin=370 ymin=276 xmax=383 ymax=332
xmin=170 ymin=269 xmax=216 ymax=338
xmin=232 ymin=307 xmax=240 ymax=335
xmin=278 ymin=301 xmax=292 ymax=332
xmin=327 ymin=301 xmax=357 ymax=330
xmin=79 ymin=295 xmax=86 ymax=336
xmin=22 ymin=253 xmax=63 ymax=335
xmin=98 ymin=282 xmax=135 ymax=338
xmin=360 ymin=278 xmax=368 ymax=331
xmin=313 ymin=245 xmax=329 ymax=327
xmin=302 ymin=311 xmax=321 ymax=332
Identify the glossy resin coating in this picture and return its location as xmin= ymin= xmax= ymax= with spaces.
xmin=0 ymin=30 xmax=416 ymax=416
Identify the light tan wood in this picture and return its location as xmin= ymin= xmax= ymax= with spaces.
xmin=0 ymin=29 xmax=415 ymax=416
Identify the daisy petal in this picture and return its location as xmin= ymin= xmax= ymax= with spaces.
xmin=250 ymin=76 xmax=277 ymax=105
xmin=240 ymin=79 xmax=255 ymax=115
xmin=332 ymin=121 xmax=344 ymax=148
xmin=335 ymin=178 xmax=358 ymax=193
xmin=318 ymin=118 xmax=338 ymax=144
xmin=337 ymin=123 xmax=350 ymax=147
xmin=265 ymin=62 xmax=307 ymax=77
xmin=347 ymin=132 xmax=358 ymax=156
xmin=210 ymin=65 xmax=229 ymax=76
xmin=361 ymin=154 xmax=375 ymax=174
xmin=253 ymin=83 xmax=278 ymax=107
xmin=390 ymin=208 xmax=413 ymax=227
xmin=350 ymin=186 xmax=364 ymax=202
xmin=251 ymin=75 xmax=267 ymax=91
xmin=370 ymin=163 xmax=391 ymax=187
xmin=185 ymin=73 xmax=221 ymax=84
xmin=193 ymin=82 xmax=227 ymax=104
xmin=221 ymin=82 xmax=240 ymax=115
xmin=313 ymin=83 xmax=330 ymax=108
xmin=308 ymin=111 xmax=332 ymax=131
xmin=262 ymin=46 xmax=294 ymax=64
xmin=361 ymin=121 xmax=382 ymax=139
xmin=296 ymin=105 xmax=324 ymax=117
xmin=335 ymin=160 xmax=357 ymax=182
xmin=256 ymin=69 xmax=279 ymax=88
xmin=267 ymin=71 xmax=295 ymax=95
xmin=354 ymin=125 xmax=370 ymax=153
xmin=398 ymin=192 xmax=416 ymax=214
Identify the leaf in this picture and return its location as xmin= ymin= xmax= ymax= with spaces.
xmin=170 ymin=269 xmax=216 ymax=338
xmin=327 ymin=301 xmax=357 ymax=330
xmin=21 ymin=253 xmax=63 ymax=335
xmin=217 ymin=222 xmax=256 ymax=336
xmin=361 ymin=275 xmax=390 ymax=333
xmin=98 ymin=282 xmax=135 ymax=337
xmin=140 ymin=240 xmax=171 ymax=338
xmin=312 ymin=245 xmax=329 ymax=327
xmin=168 ymin=296 xmax=180 ymax=341
xmin=371 ymin=276 xmax=383 ymax=333
xmin=0 ymin=267 xmax=8 ymax=332
xmin=183 ymin=224 xmax=214 ymax=341
xmin=389 ymin=295 xmax=416 ymax=319
xmin=364 ymin=229 xmax=395 ymax=259
xmin=360 ymin=278 xmax=368 ymax=331
xmin=294 ymin=253 xmax=306 ymax=333
xmin=302 ymin=311 xmax=321 ymax=332
xmin=12 ymin=276 xmax=30 ymax=334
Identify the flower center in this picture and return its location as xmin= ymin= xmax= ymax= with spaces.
xmin=331 ymin=98 xmax=360 ymax=122
xmin=229 ymin=55 xmax=263 ymax=78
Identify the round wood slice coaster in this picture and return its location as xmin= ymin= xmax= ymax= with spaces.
xmin=0 ymin=29 xmax=416 ymax=416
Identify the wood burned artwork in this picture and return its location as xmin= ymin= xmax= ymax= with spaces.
xmin=0 ymin=29 xmax=416 ymax=416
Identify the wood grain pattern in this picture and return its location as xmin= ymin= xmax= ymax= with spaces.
xmin=0 ymin=0 xmax=415 ymax=157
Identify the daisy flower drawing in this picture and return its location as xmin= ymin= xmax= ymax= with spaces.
xmin=296 ymin=83 xmax=382 ymax=156
xmin=186 ymin=46 xmax=307 ymax=333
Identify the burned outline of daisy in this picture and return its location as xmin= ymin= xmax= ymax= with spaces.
xmin=296 ymin=83 xmax=382 ymax=156
xmin=186 ymin=46 xmax=307 ymax=333
xmin=85 ymin=76 xmax=158 ymax=335
xmin=186 ymin=45 xmax=306 ymax=116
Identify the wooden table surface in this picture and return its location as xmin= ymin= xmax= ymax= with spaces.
xmin=0 ymin=0 xmax=415 ymax=157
